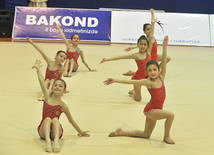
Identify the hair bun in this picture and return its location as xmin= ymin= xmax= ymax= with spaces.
xmin=137 ymin=35 xmax=149 ymax=44
xmin=140 ymin=35 xmax=146 ymax=38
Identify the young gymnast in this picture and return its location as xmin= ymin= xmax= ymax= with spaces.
xmin=56 ymin=24 xmax=97 ymax=77
xmin=104 ymin=36 xmax=175 ymax=144
xmin=123 ymin=8 xmax=171 ymax=76
xmin=32 ymin=60 xmax=90 ymax=153
xmin=27 ymin=37 xmax=67 ymax=101
xmin=101 ymin=18 xmax=157 ymax=102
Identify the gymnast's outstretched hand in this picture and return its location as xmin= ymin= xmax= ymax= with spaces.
xmin=78 ymin=131 xmax=90 ymax=137
xmin=27 ymin=36 xmax=33 ymax=44
xmin=100 ymin=58 xmax=108 ymax=64
xmin=124 ymin=47 xmax=132 ymax=52
xmin=32 ymin=59 xmax=43 ymax=69
xmin=103 ymin=78 xmax=115 ymax=85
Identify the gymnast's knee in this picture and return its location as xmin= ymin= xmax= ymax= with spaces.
xmin=70 ymin=58 xmax=76 ymax=64
xmin=167 ymin=112 xmax=174 ymax=120
xmin=50 ymin=79 xmax=55 ymax=83
xmin=45 ymin=79 xmax=50 ymax=83
xmin=43 ymin=117 xmax=51 ymax=123
xmin=51 ymin=117 xmax=60 ymax=124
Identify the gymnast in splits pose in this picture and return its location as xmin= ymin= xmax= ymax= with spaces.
xmin=104 ymin=36 xmax=175 ymax=144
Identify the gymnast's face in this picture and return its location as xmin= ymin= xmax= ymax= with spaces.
xmin=56 ymin=52 xmax=67 ymax=63
xmin=137 ymin=39 xmax=148 ymax=53
xmin=52 ymin=80 xmax=66 ymax=94
xmin=147 ymin=64 xmax=160 ymax=80
xmin=144 ymin=25 xmax=151 ymax=37
xmin=71 ymin=35 xmax=80 ymax=45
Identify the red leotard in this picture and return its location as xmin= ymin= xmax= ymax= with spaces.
xmin=45 ymin=67 xmax=60 ymax=80
xmin=66 ymin=49 xmax=79 ymax=66
xmin=38 ymin=101 xmax=63 ymax=138
xmin=144 ymin=80 xmax=166 ymax=113
xmin=151 ymin=38 xmax=158 ymax=60
xmin=132 ymin=54 xmax=151 ymax=80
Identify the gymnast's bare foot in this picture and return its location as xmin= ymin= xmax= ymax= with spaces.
xmin=45 ymin=140 xmax=52 ymax=152
xmin=53 ymin=140 xmax=60 ymax=153
xmin=164 ymin=136 xmax=175 ymax=144
xmin=64 ymin=90 xmax=69 ymax=93
xmin=37 ymin=98 xmax=44 ymax=101
xmin=108 ymin=128 xmax=123 ymax=137
xmin=122 ymin=70 xmax=135 ymax=76
xmin=63 ymin=73 xmax=68 ymax=77
xmin=67 ymin=73 xmax=72 ymax=77
xmin=128 ymin=89 xmax=135 ymax=96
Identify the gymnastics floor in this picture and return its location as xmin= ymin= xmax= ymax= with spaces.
xmin=0 ymin=39 xmax=214 ymax=155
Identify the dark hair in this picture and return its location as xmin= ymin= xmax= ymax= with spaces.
xmin=143 ymin=23 xmax=151 ymax=31
xmin=52 ymin=79 xmax=67 ymax=89
xmin=137 ymin=35 xmax=149 ymax=45
xmin=56 ymin=50 xmax=67 ymax=56
xmin=146 ymin=60 xmax=159 ymax=70
xmin=71 ymin=34 xmax=81 ymax=40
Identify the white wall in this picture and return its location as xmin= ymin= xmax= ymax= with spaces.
xmin=111 ymin=11 xmax=212 ymax=46
xmin=210 ymin=15 xmax=214 ymax=46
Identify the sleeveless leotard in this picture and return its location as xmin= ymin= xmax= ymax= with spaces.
xmin=38 ymin=101 xmax=63 ymax=138
xmin=144 ymin=80 xmax=166 ymax=113
xmin=45 ymin=65 xmax=61 ymax=80
xmin=132 ymin=54 xmax=151 ymax=80
xmin=151 ymin=38 xmax=158 ymax=61
xmin=66 ymin=48 xmax=80 ymax=66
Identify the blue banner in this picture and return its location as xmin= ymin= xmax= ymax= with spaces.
xmin=13 ymin=7 xmax=111 ymax=41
